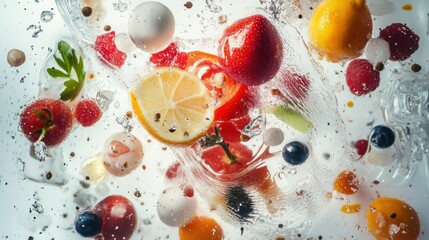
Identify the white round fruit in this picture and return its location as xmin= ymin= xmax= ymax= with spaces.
xmin=157 ymin=186 xmax=197 ymax=227
xmin=263 ymin=127 xmax=285 ymax=146
xmin=102 ymin=132 xmax=143 ymax=176
xmin=364 ymin=38 xmax=391 ymax=65
xmin=128 ymin=1 xmax=175 ymax=53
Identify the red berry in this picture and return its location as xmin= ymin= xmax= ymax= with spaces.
xmin=19 ymin=99 xmax=73 ymax=147
xmin=94 ymin=31 xmax=127 ymax=67
xmin=75 ymin=99 xmax=102 ymax=127
xmin=218 ymin=14 xmax=283 ymax=86
xmin=379 ymin=23 xmax=420 ymax=61
xmin=346 ymin=59 xmax=380 ymax=96
xmin=281 ymin=72 xmax=310 ymax=101
xmin=93 ymin=195 xmax=137 ymax=240
xmin=149 ymin=42 xmax=188 ymax=69
xmin=354 ymin=139 xmax=369 ymax=156
xmin=183 ymin=185 xmax=194 ymax=198
xmin=165 ymin=162 xmax=181 ymax=179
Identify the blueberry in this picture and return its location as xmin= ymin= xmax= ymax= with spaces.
xmin=370 ymin=125 xmax=395 ymax=149
xmin=74 ymin=210 xmax=102 ymax=237
xmin=282 ymin=141 xmax=309 ymax=165
xmin=226 ymin=186 xmax=254 ymax=222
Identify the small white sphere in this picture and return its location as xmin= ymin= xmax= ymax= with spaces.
xmin=364 ymin=38 xmax=391 ymax=65
xmin=157 ymin=186 xmax=197 ymax=227
xmin=263 ymin=127 xmax=285 ymax=146
xmin=102 ymin=132 xmax=143 ymax=176
xmin=81 ymin=155 xmax=107 ymax=182
xmin=128 ymin=1 xmax=175 ymax=53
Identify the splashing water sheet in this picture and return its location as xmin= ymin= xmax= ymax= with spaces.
xmin=0 ymin=0 xmax=428 ymax=239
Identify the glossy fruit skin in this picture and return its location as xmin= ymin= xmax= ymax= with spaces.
xmin=179 ymin=216 xmax=224 ymax=240
xmin=186 ymin=51 xmax=254 ymax=121
xmin=218 ymin=14 xmax=283 ymax=86
xmin=207 ymin=115 xmax=251 ymax=143
xmin=333 ymin=170 xmax=359 ymax=195
xmin=367 ymin=197 xmax=420 ymax=240
xmin=308 ymin=0 xmax=372 ymax=62
xmin=346 ymin=59 xmax=380 ymax=96
xmin=94 ymin=31 xmax=127 ymax=67
xmin=75 ymin=99 xmax=102 ymax=127
xmin=282 ymin=141 xmax=309 ymax=165
xmin=74 ymin=210 xmax=102 ymax=238
xmin=379 ymin=23 xmax=420 ymax=61
xmin=149 ymin=42 xmax=188 ymax=69
xmin=201 ymin=142 xmax=253 ymax=175
xmin=354 ymin=139 xmax=369 ymax=156
xmin=19 ymin=99 xmax=73 ymax=147
xmin=93 ymin=195 xmax=137 ymax=240
xmin=370 ymin=125 xmax=395 ymax=149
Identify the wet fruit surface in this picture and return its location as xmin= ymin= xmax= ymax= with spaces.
xmin=367 ymin=197 xmax=420 ymax=240
xmin=178 ymin=216 xmax=224 ymax=240
xmin=333 ymin=170 xmax=359 ymax=195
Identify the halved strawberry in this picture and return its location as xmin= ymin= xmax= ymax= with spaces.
xmin=94 ymin=31 xmax=127 ymax=67
xmin=19 ymin=99 xmax=73 ymax=147
xmin=218 ymin=14 xmax=283 ymax=86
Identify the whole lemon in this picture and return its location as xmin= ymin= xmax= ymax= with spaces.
xmin=308 ymin=0 xmax=372 ymax=62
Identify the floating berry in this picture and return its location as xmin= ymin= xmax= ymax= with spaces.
xmin=346 ymin=59 xmax=380 ymax=96
xmin=263 ymin=127 xmax=284 ymax=146
xmin=74 ymin=210 xmax=102 ymax=238
xmin=333 ymin=170 xmax=359 ymax=195
xmin=379 ymin=23 xmax=420 ymax=61
xmin=75 ymin=99 xmax=102 ymax=127
xmin=94 ymin=31 xmax=127 ymax=67
xmin=354 ymin=139 xmax=369 ymax=156
xmin=282 ymin=141 xmax=309 ymax=165
xmin=93 ymin=195 xmax=137 ymax=240
xmin=370 ymin=125 xmax=395 ymax=149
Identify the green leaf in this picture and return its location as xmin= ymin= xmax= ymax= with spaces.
xmin=269 ymin=105 xmax=314 ymax=133
xmin=60 ymin=79 xmax=81 ymax=101
xmin=53 ymin=55 xmax=68 ymax=73
xmin=47 ymin=68 xmax=69 ymax=78
xmin=57 ymin=41 xmax=72 ymax=73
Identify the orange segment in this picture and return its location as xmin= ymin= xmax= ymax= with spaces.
xmin=131 ymin=67 xmax=214 ymax=145
xmin=179 ymin=216 xmax=224 ymax=240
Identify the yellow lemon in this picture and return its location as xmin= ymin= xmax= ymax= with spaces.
xmin=308 ymin=0 xmax=372 ymax=62
xmin=131 ymin=67 xmax=214 ymax=145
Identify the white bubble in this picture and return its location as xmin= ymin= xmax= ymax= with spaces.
xmin=128 ymin=2 xmax=175 ymax=53
xmin=263 ymin=127 xmax=284 ymax=146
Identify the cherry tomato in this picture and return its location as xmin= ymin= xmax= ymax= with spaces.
xmin=186 ymin=51 xmax=254 ymax=121
xmin=93 ymin=195 xmax=137 ymax=240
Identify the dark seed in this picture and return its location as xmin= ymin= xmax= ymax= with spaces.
xmin=81 ymin=6 xmax=92 ymax=17
xmin=184 ymin=1 xmax=193 ymax=9
xmin=154 ymin=113 xmax=161 ymax=122
xmin=411 ymin=64 xmax=421 ymax=72
xmin=104 ymin=25 xmax=111 ymax=31
xmin=390 ymin=213 xmax=397 ymax=219
xmin=375 ymin=62 xmax=384 ymax=71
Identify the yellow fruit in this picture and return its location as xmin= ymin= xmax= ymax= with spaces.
xmin=367 ymin=197 xmax=420 ymax=240
xmin=131 ymin=67 xmax=214 ymax=145
xmin=179 ymin=216 xmax=224 ymax=240
xmin=308 ymin=0 xmax=372 ymax=62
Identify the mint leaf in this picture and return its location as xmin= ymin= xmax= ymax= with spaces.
xmin=47 ymin=68 xmax=69 ymax=78
xmin=60 ymin=79 xmax=82 ymax=101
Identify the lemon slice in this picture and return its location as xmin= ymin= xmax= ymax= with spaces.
xmin=131 ymin=67 xmax=214 ymax=145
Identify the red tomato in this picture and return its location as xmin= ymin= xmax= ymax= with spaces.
xmin=186 ymin=51 xmax=254 ymax=121
xmin=93 ymin=195 xmax=137 ymax=240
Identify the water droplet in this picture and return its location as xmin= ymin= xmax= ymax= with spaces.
xmin=40 ymin=11 xmax=54 ymax=23
xmin=113 ymin=0 xmax=128 ymax=12
xmin=205 ymin=0 xmax=222 ymax=13
xmin=242 ymin=115 xmax=265 ymax=138
xmin=96 ymin=90 xmax=114 ymax=111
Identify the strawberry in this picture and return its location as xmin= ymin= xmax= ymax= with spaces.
xmin=379 ymin=23 xmax=420 ymax=61
xmin=19 ymin=99 xmax=73 ymax=147
xmin=94 ymin=31 xmax=127 ymax=67
xmin=149 ymin=42 xmax=188 ymax=69
xmin=74 ymin=99 xmax=102 ymax=127
xmin=218 ymin=14 xmax=283 ymax=86
xmin=345 ymin=59 xmax=380 ymax=96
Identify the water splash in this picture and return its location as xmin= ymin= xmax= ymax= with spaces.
xmin=40 ymin=10 xmax=54 ymax=22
